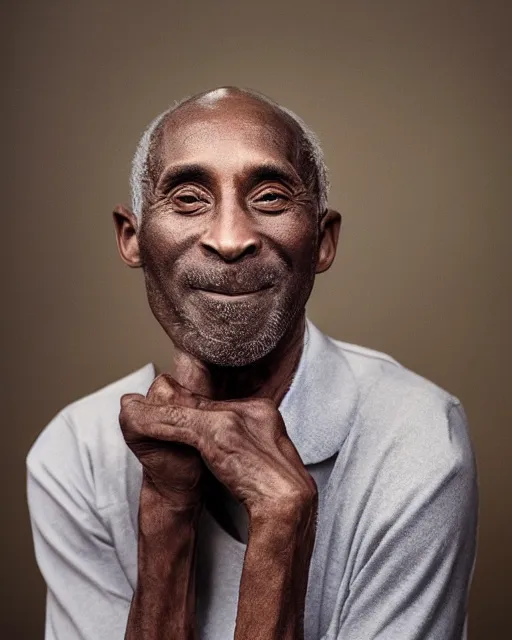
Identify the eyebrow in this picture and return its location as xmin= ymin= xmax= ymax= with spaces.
xmin=244 ymin=163 xmax=302 ymax=191
xmin=156 ymin=164 xmax=214 ymax=193
xmin=156 ymin=161 xmax=303 ymax=194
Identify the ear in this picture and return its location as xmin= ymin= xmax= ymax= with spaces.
xmin=316 ymin=208 xmax=342 ymax=274
xmin=112 ymin=203 xmax=142 ymax=268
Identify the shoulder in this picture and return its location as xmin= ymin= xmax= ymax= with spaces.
xmin=333 ymin=334 xmax=456 ymax=408
xmin=322 ymin=334 xmax=476 ymax=490
xmin=335 ymin=335 xmax=464 ymax=433
xmin=311 ymin=335 xmax=478 ymax=638
xmin=321 ymin=335 xmax=478 ymax=552
xmin=26 ymin=363 xmax=155 ymax=507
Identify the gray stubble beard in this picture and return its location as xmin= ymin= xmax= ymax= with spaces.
xmin=179 ymin=284 xmax=308 ymax=367
xmin=142 ymin=250 xmax=316 ymax=368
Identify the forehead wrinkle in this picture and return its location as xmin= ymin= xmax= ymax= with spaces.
xmin=154 ymin=110 xmax=304 ymax=190
xmin=132 ymin=87 xmax=328 ymax=220
xmin=156 ymin=158 xmax=304 ymax=195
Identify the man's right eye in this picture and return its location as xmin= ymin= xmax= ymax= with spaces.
xmin=177 ymin=194 xmax=200 ymax=204
xmin=169 ymin=189 xmax=209 ymax=213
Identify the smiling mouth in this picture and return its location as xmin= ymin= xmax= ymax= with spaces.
xmin=193 ymin=285 xmax=273 ymax=300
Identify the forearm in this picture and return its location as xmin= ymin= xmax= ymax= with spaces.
xmin=234 ymin=496 xmax=318 ymax=640
xmin=125 ymin=475 xmax=202 ymax=640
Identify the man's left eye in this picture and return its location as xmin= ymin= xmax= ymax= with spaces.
xmin=254 ymin=192 xmax=287 ymax=204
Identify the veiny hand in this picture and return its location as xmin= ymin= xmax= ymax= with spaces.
xmin=119 ymin=373 xmax=206 ymax=509
xmin=120 ymin=376 xmax=317 ymax=522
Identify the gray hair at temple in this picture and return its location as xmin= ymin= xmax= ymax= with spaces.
xmin=129 ymin=88 xmax=329 ymax=221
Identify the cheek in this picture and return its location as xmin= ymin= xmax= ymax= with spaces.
xmin=268 ymin=218 xmax=318 ymax=270
xmin=137 ymin=217 xmax=185 ymax=273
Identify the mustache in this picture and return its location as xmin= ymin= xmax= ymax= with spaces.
xmin=183 ymin=263 xmax=283 ymax=293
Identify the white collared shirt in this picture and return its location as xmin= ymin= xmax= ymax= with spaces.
xmin=27 ymin=318 xmax=478 ymax=639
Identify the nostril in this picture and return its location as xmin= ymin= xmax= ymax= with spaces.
xmin=203 ymin=244 xmax=220 ymax=255
xmin=201 ymin=239 xmax=259 ymax=261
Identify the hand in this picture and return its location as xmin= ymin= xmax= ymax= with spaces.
xmin=119 ymin=373 xmax=206 ymax=509
xmin=120 ymin=381 xmax=317 ymax=523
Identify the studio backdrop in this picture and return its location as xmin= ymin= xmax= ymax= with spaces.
xmin=3 ymin=1 xmax=511 ymax=638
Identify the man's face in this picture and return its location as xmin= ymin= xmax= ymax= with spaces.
xmin=136 ymin=94 xmax=320 ymax=367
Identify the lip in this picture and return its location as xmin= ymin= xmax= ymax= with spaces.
xmin=193 ymin=285 xmax=272 ymax=300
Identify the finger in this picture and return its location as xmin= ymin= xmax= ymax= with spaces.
xmin=120 ymin=392 xmax=145 ymax=407
xmin=122 ymin=397 xmax=238 ymax=454
xmin=173 ymin=350 xmax=222 ymax=398
xmin=147 ymin=373 xmax=193 ymax=403
xmin=149 ymin=374 xmax=237 ymax=414
xmin=147 ymin=373 xmax=176 ymax=401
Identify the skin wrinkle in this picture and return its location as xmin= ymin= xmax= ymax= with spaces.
xmin=141 ymin=90 xmax=325 ymax=221
xmin=135 ymin=92 xmax=321 ymax=371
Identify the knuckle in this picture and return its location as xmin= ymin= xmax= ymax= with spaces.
xmin=120 ymin=392 xmax=141 ymax=407
xmin=207 ymin=413 xmax=236 ymax=452
xmin=148 ymin=374 xmax=193 ymax=404
xmin=244 ymin=397 xmax=275 ymax=419
xmin=119 ymin=408 xmax=139 ymax=438
xmin=162 ymin=404 xmax=181 ymax=424
xmin=119 ymin=398 xmax=136 ymax=429
xmin=205 ymin=411 xmax=243 ymax=455
xmin=147 ymin=375 xmax=174 ymax=401
xmin=254 ymin=397 xmax=275 ymax=410
xmin=209 ymin=420 xmax=224 ymax=447
xmin=118 ymin=395 xmax=149 ymax=439
xmin=221 ymin=410 xmax=241 ymax=430
xmin=194 ymin=394 xmax=212 ymax=410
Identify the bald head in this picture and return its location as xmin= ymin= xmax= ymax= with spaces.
xmin=130 ymin=87 xmax=329 ymax=220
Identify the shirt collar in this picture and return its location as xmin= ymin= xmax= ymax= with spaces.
xmin=278 ymin=317 xmax=360 ymax=465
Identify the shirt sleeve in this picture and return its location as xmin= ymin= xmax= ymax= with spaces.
xmin=26 ymin=411 xmax=133 ymax=640
xmin=335 ymin=401 xmax=479 ymax=640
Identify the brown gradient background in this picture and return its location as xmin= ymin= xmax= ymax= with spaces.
xmin=2 ymin=1 xmax=511 ymax=637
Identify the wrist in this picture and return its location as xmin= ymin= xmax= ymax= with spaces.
xmin=248 ymin=489 xmax=318 ymax=546
xmin=128 ymin=477 xmax=202 ymax=640
xmin=235 ymin=496 xmax=317 ymax=640
xmin=139 ymin=472 xmax=203 ymax=532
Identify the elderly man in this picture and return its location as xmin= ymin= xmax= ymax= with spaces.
xmin=27 ymin=87 xmax=478 ymax=639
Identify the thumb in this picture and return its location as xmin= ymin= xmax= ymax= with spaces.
xmin=172 ymin=349 xmax=213 ymax=398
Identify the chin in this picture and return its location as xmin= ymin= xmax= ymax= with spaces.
xmin=181 ymin=328 xmax=282 ymax=367
xmin=157 ymin=282 xmax=309 ymax=367
xmin=178 ymin=307 xmax=298 ymax=367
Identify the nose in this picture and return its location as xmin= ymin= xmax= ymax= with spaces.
xmin=200 ymin=200 xmax=261 ymax=261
